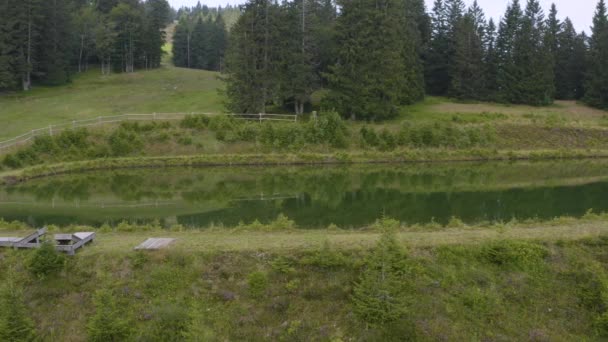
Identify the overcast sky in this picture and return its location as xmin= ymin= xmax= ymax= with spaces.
xmin=168 ymin=0 xmax=598 ymax=33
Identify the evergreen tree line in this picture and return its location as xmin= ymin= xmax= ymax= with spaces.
xmin=224 ymin=0 xmax=608 ymax=119
xmin=171 ymin=3 xmax=229 ymax=71
xmin=0 ymin=0 xmax=171 ymax=92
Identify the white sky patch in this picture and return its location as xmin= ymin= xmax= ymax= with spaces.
xmin=168 ymin=0 xmax=597 ymax=34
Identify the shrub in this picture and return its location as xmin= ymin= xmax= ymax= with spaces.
xmin=301 ymin=241 xmax=347 ymax=269
xmin=87 ymin=289 xmax=132 ymax=342
xmin=144 ymin=303 xmax=191 ymax=342
xmin=352 ymin=228 xmax=410 ymax=326
xmin=271 ymin=257 xmax=296 ymax=275
xmin=482 ymin=240 xmax=548 ymax=271
xmin=268 ymin=214 xmax=296 ymax=230
xmin=248 ymin=271 xmax=269 ymax=299
xmin=108 ymin=128 xmax=143 ymax=156
xmin=27 ymin=241 xmax=66 ymax=279
xmin=177 ymin=135 xmax=193 ymax=146
xmin=180 ymin=115 xmax=210 ymax=129
xmin=0 ymin=277 xmax=37 ymax=341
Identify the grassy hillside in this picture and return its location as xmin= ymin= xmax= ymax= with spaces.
xmin=0 ymin=67 xmax=223 ymax=140
xmin=3 ymin=217 xmax=608 ymax=340
xmin=1 ymin=66 xmax=608 ymax=175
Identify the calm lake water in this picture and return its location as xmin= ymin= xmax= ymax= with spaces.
xmin=2 ymin=160 xmax=608 ymax=228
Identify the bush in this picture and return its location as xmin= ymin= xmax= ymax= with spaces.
xmin=482 ymin=240 xmax=548 ymax=271
xmin=301 ymin=241 xmax=348 ymax=269
xmin=248 ymin=271 xmax=269 ymax=299
xmin=0 ymin=277 xmax=37 ymax=341
xmin=87 ymin=289 xmax=132 ymax=342
xmin=352 ymin=229 xmax=410 ymax=326
xmin=108 ymin=128 xmax=143 ymax=156
xmin=180 ymin=115 xmax=210 ymax=129
xmin=27 ymin=241 xmax=66 ymax=279
xmin=143 ymin=303 xmax=191 ymax=342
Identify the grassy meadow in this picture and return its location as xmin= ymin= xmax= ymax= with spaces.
xmin=0 ymin=66 xmax=223 ymax=140
xmin=4 ymin=216 xmax=608 ymax=340
xmin=3 ymin=63 xmax=608 ymax=341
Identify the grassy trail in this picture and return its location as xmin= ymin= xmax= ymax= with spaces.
xmin=4 ymin=220 xmax=608 ymax=254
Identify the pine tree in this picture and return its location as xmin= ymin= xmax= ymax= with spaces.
xmin=190 ymin=18 xmax=209 ymax=69
xmin=325 ymin=0 xmax=412 ymax=120
xmin=14 ymin=0 xmax=44 ymax=90
xmin=74 ymin=6 xmax=98 ymax=73
xmin=484 ymin=18 xmax=499 ymax=100
xmin=425 ymin=0 xmax=450 ymax=95
xmin=95 ymin=14 xmax=117 ymax=75
xmin=38 ymin=0 xmax=73 ymax=86
xmin=224 ymin=0 xmax=282 ymax=114
xmin=352 ymin=224 xmax=409 ymax=326
xmin=556 ymin=18 xmax=587 ymax=99
xmin=143 ymin=0 xmax=170 ymax=69
xmin=496 ymin=0 xmax=523 ymax=103
xmin=208 ymin=14 xmax=228 ymax=71
xmin=0 ymin=276 xmax=37 ymax=342
xmin=450 ymin=12 xmax=485 ymax=99
xmin=584 ymin=0 xmax=608 ymax=109
xmin=546 ymin=3 xmax=561 ymax=95
xmin=0 ymin=0 xmax=18 ymax=90
xmin=172 ymin=18 xmax=192 ymax=68
xmin=110 ymin=2 xmax=143 ymax=73
xmin=87 ymin=289 xmax=132 ymax=342
xmin=276 ymin=0 xmax=318 ymax=114
xmin=511 ymin=0 xmax=554 ymax=105
xmin=402 ymin=0 xmax=428 ymax=104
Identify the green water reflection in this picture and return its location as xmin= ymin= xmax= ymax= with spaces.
xmin=2 ymin=160 xmax=608 ymax=228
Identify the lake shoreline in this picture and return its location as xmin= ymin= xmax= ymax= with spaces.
xmin=3 ymin=148 xmax=608 ymax=184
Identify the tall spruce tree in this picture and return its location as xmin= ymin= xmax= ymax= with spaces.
xmin=484 ymin=18 xmax=499 ymax=100
xmin=450 ymin=11 xmax=485 ymax=99
xmin=277 ymin=0 xmax=318 ymax=114
xmin=425 ymin=0 xmax=450 ymax=95
xmin=546 ymin=3 xmax=561 ymax=95
xmin=190 ymin=18 xmax=209 ymax=69
xmin=224 ymin=0 xmax=282 ymax=113
xmin=556 ymin=18 xmax=587 ymax=99
xmin=208 ymin=14 xmax=228 ymax=71
xmin=38 ymin=0 xmax=73 ymax=86
xmin=325 ymin=0 xmax=417 ymax=120
xmin=402 ymin=0 xmax=428 ymax=103
xmin=496 ymin=0 xmax=523 ymax=103
xmin=511 ymin=0 xmax=554 ymax=105
xmin=584 ymin=0 xmax=608 ymax=109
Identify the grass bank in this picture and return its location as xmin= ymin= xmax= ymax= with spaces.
xmin=3 ymin=148 xmax=608 ymax=184
xmin=3 ymin=217 xmax=608 ymax=340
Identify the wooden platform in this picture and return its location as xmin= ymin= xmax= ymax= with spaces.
xmin=135 ymin=238 xmax=176 ymax=250
xmin=0 ymin=228 xmax=46 ymax=248
xmin=54 ymin=232 xmax=96 ymax=255
xmin=0 ymin=228 xmax=94 ymax=255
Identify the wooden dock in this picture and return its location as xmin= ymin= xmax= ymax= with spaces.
xmin=135 ymin=238 xmax=176 ymax=250
xmin=0 ymin=228 xmax=46 ymax=249
xmin=0 ymin=228 xmax=95 ymax=255
xmin=54 ymin=232 xmax=96 ymax=255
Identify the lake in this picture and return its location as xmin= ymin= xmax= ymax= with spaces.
xmin=2 ymin=160 xmax=608 ymax=228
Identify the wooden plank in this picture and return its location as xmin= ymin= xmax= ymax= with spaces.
xmin=14 ymin=228 xmax=47 ymax=248
xmin=134 ymin=238 xmax=176 ymax=250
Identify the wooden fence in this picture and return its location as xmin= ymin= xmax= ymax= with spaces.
xmin=0 ymin=112 xmax=297 ymax=152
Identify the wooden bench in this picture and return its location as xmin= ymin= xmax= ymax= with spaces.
xmin=0 ymin=228 xmax=47 ymax=249
xmin=54 ymin=232 xmax=96 ymax=255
